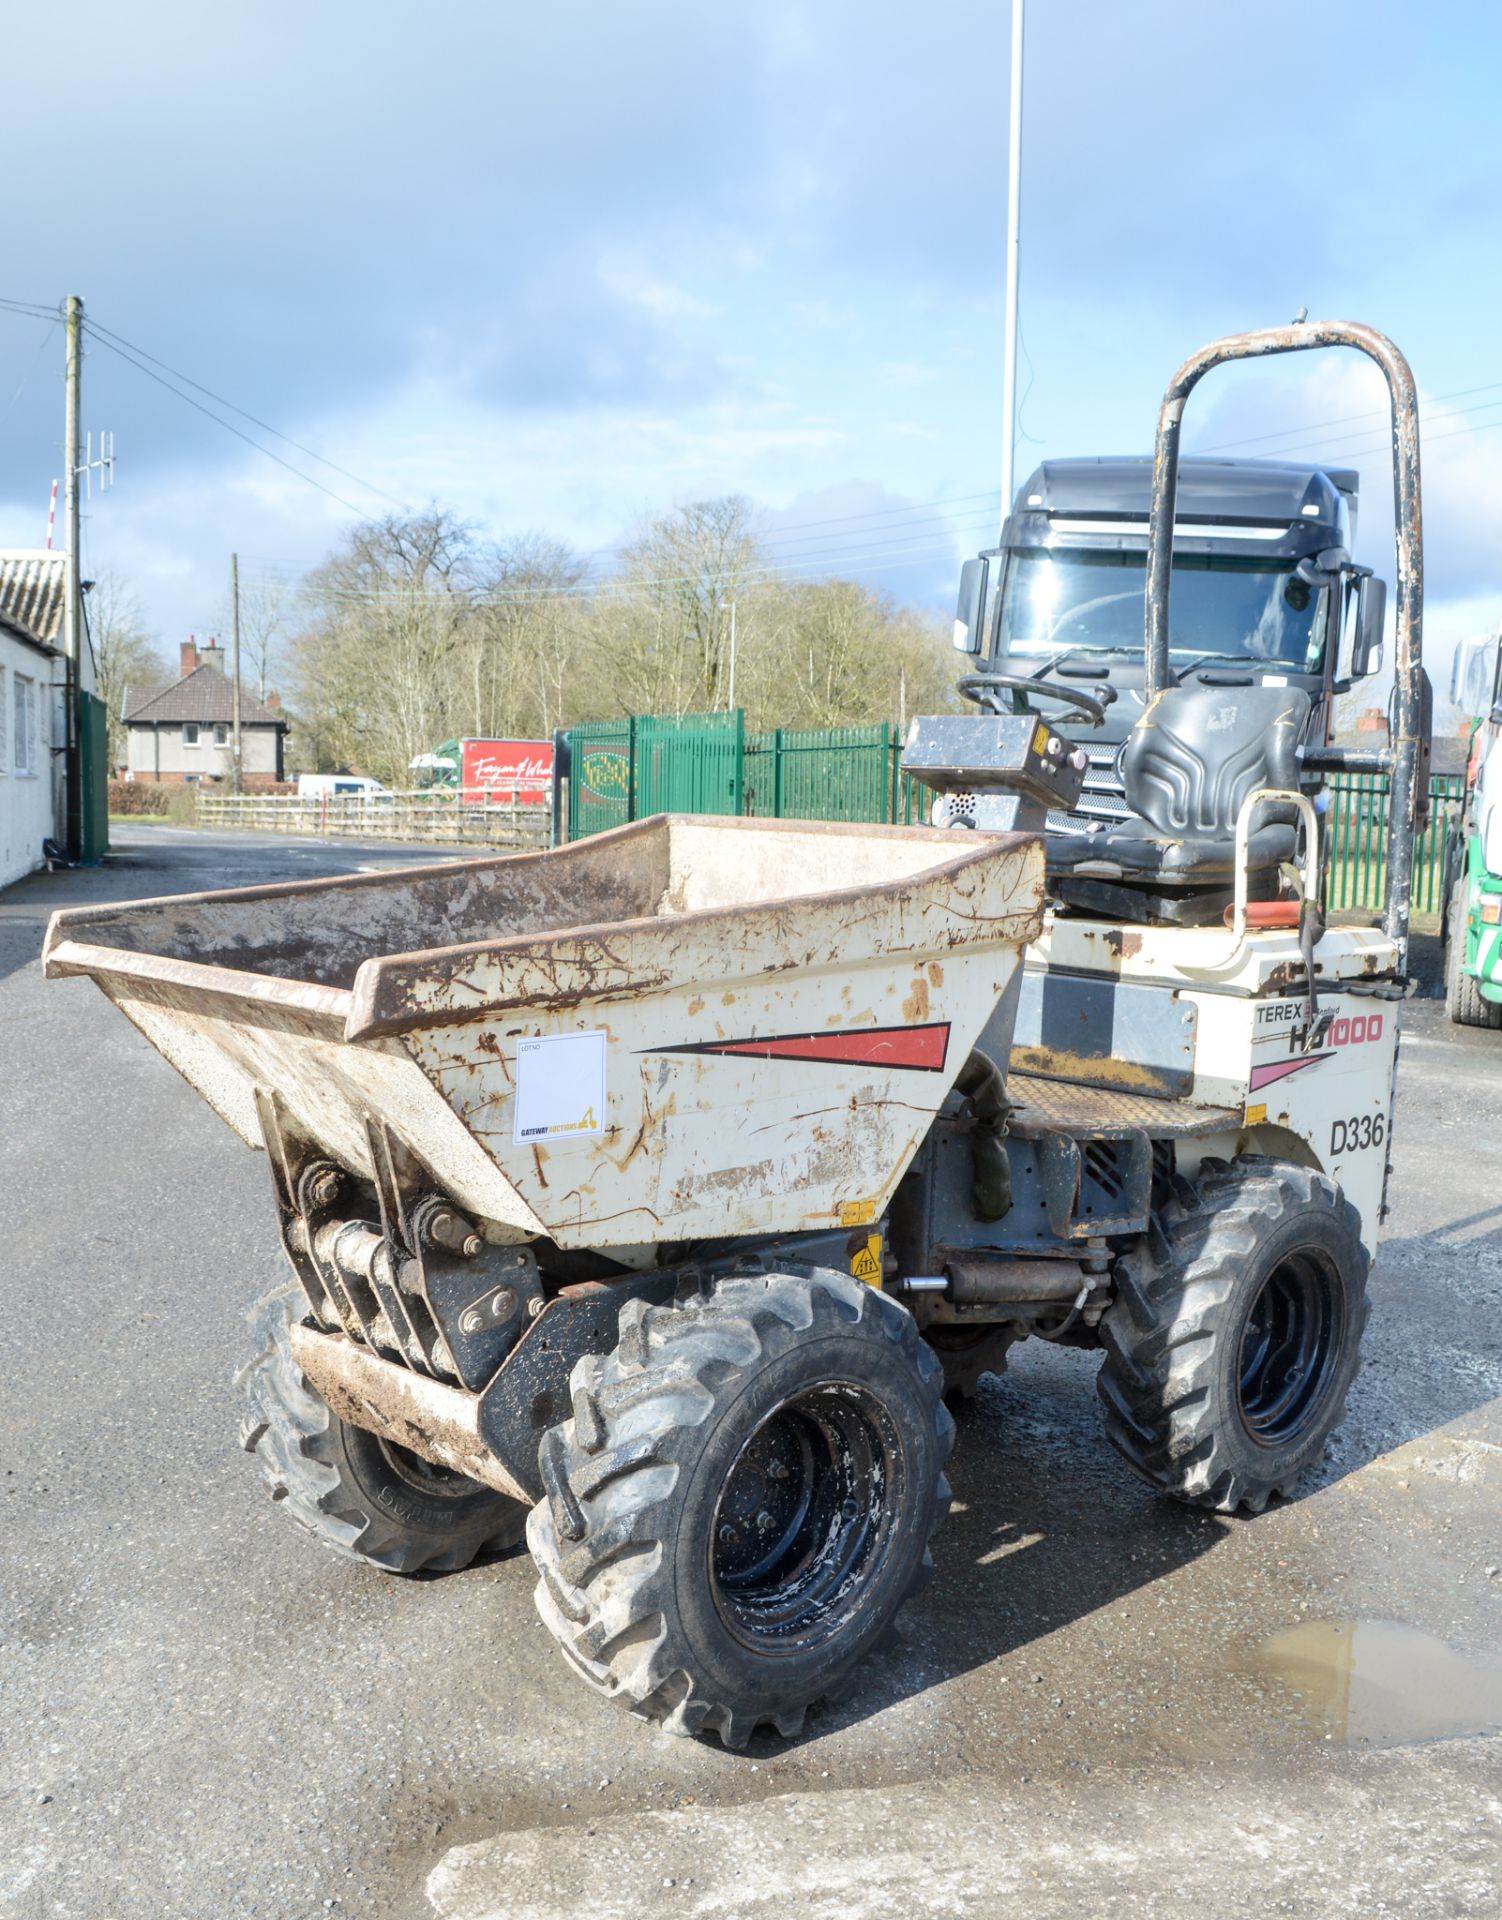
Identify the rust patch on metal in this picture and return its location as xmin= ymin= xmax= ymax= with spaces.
xmin=1011 ymin=1043 xmax=1173 ymax=1096
xmin=902 ymin=973 xmax=931 ymax=1023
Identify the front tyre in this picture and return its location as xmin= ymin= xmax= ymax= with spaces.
xmin=527 ymin=1270 xmax=953 ymax=1747
xmin=1445 ymin=881 xmax=1502 ymax=1028
xmin=236 ymin=1285 xmax=527 ymax=1573
xmin=1097 ymin=1159 xmax=1369 ymax=1514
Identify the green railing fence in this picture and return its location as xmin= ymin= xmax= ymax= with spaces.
xmin=566 ymin=713 xmax=1462 ymax=920
xmin=1326 ymin=770 xmax=1463 ymax=916
xmin=568 ymin=712 xmax=920 ymax=838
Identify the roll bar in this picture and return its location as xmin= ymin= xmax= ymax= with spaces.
xmin=1144 ymin=321 xmax=1425 ymax=969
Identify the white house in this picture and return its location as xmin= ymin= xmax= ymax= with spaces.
xmin=0 ymin=554 xmax=67 ymax=889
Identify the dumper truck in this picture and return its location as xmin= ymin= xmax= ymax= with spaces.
xmin=45 ymin=320 xmax=1429 ymax=1746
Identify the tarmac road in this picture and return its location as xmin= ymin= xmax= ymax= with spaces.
xmin=1 ymin=828 xmax=1498 ymax=1919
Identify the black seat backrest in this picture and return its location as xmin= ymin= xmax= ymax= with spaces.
xmin=1121 ymin=684 xmax=1311 ymax=837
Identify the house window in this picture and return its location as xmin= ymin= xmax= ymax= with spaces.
xmin=182 ymin=722 xmax=200 ymax=747
xmin=0 ymin=664 xmax=8 ymax=775
xmin=213 ymin=722 xmax=228 ymax=746
xmin=14 ymin=673 xmax=34 ymax=775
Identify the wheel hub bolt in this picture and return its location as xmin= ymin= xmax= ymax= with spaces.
xmin=756 ymin=1509 xmax=775 ymax=1532
xmin=841 ymin=1498 xmax=859 ymax=1521
xmin=718 ymin=1523 xmax=738 ymax=1545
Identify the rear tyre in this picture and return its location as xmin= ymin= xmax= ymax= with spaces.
xmin=527 ymin=1269 xmax=953 ymax=1747
xmin=1444 ymin=882 xmax=1502 ymax=1027
xmin=236 ymin=1285 xmax=526 ymax=1573
xmin=1097 ymin=1159 xmax=1368 ymax=1514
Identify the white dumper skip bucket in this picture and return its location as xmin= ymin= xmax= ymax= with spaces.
xmin=44 ymin=815 xmax=1042 ymax=1250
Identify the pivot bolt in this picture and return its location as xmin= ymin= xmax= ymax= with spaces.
xmin=308 ymin=1168 xmax=342 ymax=1209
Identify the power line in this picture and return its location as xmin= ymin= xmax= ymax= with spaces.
xmin=1194 ymin=374 xmax=1502 ymax=458
xmin=84 ymin=325 xmax=374 ymax=517
xmin=0 ymin=315 xmax=59 ymax=428
xmin=83 ymin=317 xmax=409 ymax=512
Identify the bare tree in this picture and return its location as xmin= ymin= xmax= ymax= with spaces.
xmin=292 ymin=511 xmax=483 ymax=779
xmin=86 ymin=570 xmax=168 ymax=771
xmin=613 ymin=497 xmax=759 ymax=712
xmin=238 ymin=572 xmax=289 ymax=702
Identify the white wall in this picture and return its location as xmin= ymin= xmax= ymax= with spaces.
xmin=0 ymin=629 xmax=61 ymax=890
xmin=126 ymin=723 xmax=282 ymax=781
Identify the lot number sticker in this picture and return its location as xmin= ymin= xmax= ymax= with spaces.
xmin=513 ymin=1031 xmax=606 ymax=1144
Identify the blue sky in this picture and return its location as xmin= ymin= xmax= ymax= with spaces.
xmin=2 ymin=0 xmax=1500 ymax=694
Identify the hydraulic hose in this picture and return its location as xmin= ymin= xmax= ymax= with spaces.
xmin=955 ymin=1048 xmax=1013 ymax=1222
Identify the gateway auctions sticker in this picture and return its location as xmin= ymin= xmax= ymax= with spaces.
xmin=513 ymin=1031 xmax=606 ymax=1144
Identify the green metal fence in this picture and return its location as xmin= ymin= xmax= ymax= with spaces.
xmin=742 ymin=724 xmax=918 ymax=824
xmin=1326 ymin=771 xmax=1463 ymax=916
xmin=568 ymin=712 xmax=920 ymax=838
xmin=565 ymin=715 xmax=1462 ymax=919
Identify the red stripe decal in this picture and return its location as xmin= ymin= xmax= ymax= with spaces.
xmin=647 ymin=1022 xmax=952 ymax=1073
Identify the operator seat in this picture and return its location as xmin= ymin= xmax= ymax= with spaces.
xmin=1046 ymin=683 xmax=1311 ymax=925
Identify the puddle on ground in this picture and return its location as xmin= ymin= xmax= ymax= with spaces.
xmin=1242 ymin=1619 xmax=1502 ymax=1749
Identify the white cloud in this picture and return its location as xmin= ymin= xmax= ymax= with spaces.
xmin=596 ymin=258 xmax=720 ymax=321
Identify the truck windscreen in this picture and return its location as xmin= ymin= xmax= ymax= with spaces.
xmin=997 ymin=549 xmax=1327 ymax=671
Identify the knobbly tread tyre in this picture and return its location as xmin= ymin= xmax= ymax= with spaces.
xmin=526 ymin=1268 xmax=954 ymax=1748
xmin=1096 ymin=1157 xmax=1369 ymax=1515
xmin=1445 ymin=884 xmax=1502 ymax=1028
xmin=235 ymin=1284 xmax=526 ymax=1574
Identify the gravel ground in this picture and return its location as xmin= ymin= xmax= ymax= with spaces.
xmin=1 ymin=829 xmax=1497 ymax=1919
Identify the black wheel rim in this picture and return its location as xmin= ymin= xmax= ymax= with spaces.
xmin=709 ymin=1383 xmax=905 ymax=1655
xmin=1236 ymin=1249 xmax=1345 ymax=1447
xmin=376 ymin=1437 xmax=475 ymax=1499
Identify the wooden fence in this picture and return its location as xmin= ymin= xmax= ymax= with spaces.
xmin=195 ymin=788 xmax=550 ymax=850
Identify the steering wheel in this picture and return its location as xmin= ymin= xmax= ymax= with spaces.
xmin=956 ymin=673 xmax=1108 ymax=728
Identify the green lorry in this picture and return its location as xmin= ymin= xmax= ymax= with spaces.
xmin=1443 ymin=632 xmax=1502 ymax=1027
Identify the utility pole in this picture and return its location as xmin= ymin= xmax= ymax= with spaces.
xmin=62 ymin=295 xmax=83 ymax=860
xmin=999 ymin=0 xmax=1025 ymax=542
xmin=726 ymin=600 xmax=738 ymax=712
xmin=230 ymin=551 xmax=243 ymax=793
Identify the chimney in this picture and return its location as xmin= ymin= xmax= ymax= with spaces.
xmin=180 ymin=636 xmax=200 ymax=677
xmin=198 ymin=639 xmax=223 ymax=671
xmin=265 ymin=690 xmax=282 ymax=713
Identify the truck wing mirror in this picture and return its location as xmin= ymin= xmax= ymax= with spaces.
xmin=1352 ymin=573 xmax=1386 ymax=679
xmin=953 ymin=557 xmax=986 ymax=655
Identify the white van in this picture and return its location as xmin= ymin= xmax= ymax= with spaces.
xmin=296 ymin=774 xmax=389 ymax=800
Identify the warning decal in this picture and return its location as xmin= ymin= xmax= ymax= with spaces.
xmin=513 ymin=1031 xmax=606 ymax=1144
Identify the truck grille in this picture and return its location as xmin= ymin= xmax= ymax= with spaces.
xmin=1048 ymin=741 xmax=1132 ymax=836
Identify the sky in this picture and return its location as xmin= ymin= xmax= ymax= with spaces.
xmin=2 ymin=0 xmax=1501 ymax=705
